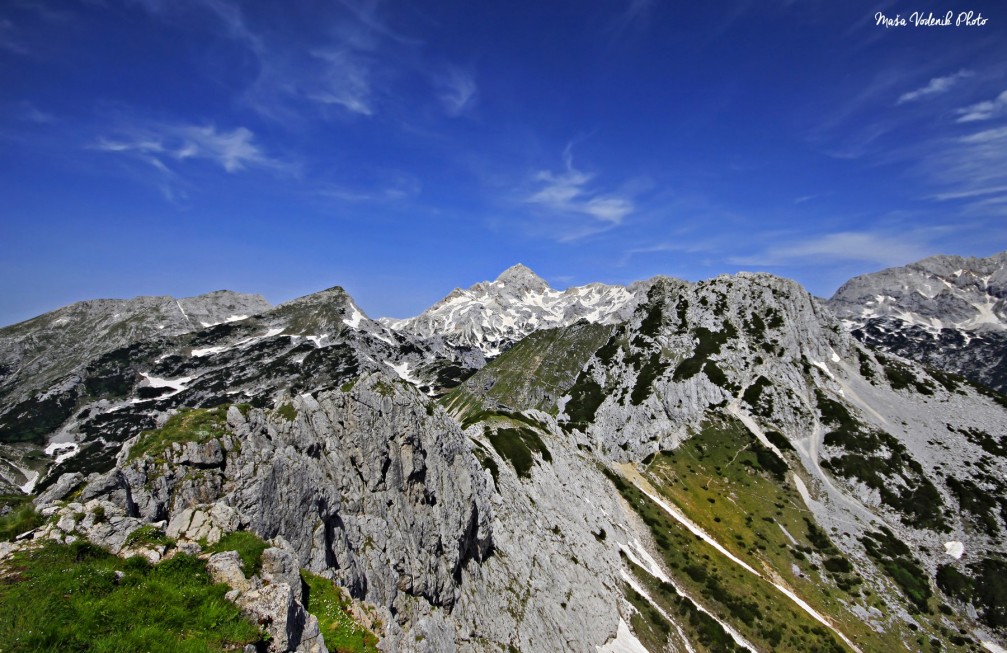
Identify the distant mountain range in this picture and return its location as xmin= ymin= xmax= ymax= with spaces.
xmin=381 ymin=263 xmax=646 ymax=356
xmin=0 ymin=254 xmax=1005 ymax=652
xmin=828 ymin=250 xmax=1007 ymax=393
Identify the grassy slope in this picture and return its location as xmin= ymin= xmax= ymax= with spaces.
xmin=301 ymin=570 xmax=381 ymax=653
xmin=617 ymin=415 xmax=980 ymax=653
xmin=444 ymin=322 xmax=612 ymax=418
xmin=0 ymin=541 xmax=261 ymax=652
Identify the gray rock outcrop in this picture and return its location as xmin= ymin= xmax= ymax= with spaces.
xmin=828 ymin=249 xmax=1007 ymax=392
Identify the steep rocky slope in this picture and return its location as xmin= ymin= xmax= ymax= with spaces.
xmin=2 ymin=268 xmax=1006 ymax=653
xmin=0 ymin=290 xmax=271 ymax=405
xmin=0 ymin=290 xmax=270 ymax=493
xmin=828 ymin=250 xmax=1007 ymax=393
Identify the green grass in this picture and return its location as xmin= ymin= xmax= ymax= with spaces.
xmin=445 ymin=322 xmax=613 ymax=418
xmin=487 ymin=426 xmax=552 ymax=479
xmin=603 ymin=463 xmax=850 ymax=653
xmin=0 ymin=500 xmax=46 ymax=542
xmin=300 ymin=570 xmax=380 ymax=653
xmin=276 ymin=403 xmax=298 ymax=422
xmin=128 ymin=407 xmax=229 ymax=462
xmin=624 ymin=557 xmax=747 ymax=652
xmin=208 ymin=531 xmax=269 ymax=577
xmin=623 ymin=584 xmax=672 ymax=651
xmin=614 ymin=414 xmax=953 ymax=652
xmin=124 ymin=524 xmax=174 ymax=549
xmin=672 ymin=322 xmax=738 ymax=383
xmin=860 ymin=529 xmax=932 ymax=612
xmin=0 ymin=540 xmax=261 ymax=652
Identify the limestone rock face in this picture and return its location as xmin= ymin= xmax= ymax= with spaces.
xmin=50 ymin=368 xmax=634 ymax=652
xmin=65 ymin=373 xmax=497 ymax=646
xmin=828 ymin=249 xmax=1007 ymax=392
xmin=560 ymin=273 xmax=854 ymax=460
xmin=207 ymin=551 xmax=254 ymax=592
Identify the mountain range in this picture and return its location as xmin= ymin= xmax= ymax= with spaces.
xmin=0 ymin=256 xmax=1005 ymax=653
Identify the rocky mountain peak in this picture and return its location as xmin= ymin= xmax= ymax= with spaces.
xmin=492 ymin=263 xmax=550 ymax=292
xmin=381 ymin=267 xmax=643 ymax=356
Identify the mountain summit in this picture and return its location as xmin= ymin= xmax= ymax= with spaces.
xmin=381 ymin=265 xmax=644 ymax=356
xmin=492 ymin=263 xmax=549 ymax=292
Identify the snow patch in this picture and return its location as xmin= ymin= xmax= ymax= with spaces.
xmin=811 ymin=360 xmax=835 ymax=380
xmin=596 ymin=618 xmax=650 ymax=653
xmin=983 ymin=642 xmax=1007 ymax=653
xmin=142 ymin=373 xmax=193 ymax=390
xmin=191 ymin=344 xmax=228 ymax=357
xmin=343 ymin=303 xmax=365 ymax=329
xmin=619 ymin=539 xmax=670 ymax=583
xmin=830 ymin=349 xmax=840 ymax=363
xmin=191 ymin=327 xmax=284 ymax=357
xmin=385 ymin=361 xmax=420 ymax=386
xmin=944 ymin=541 xmax=965 ymax=559
xmin=45 ymin=441 xmax=81 ymax=465
xmin=19 ymin=471 xmax=39 ymax=494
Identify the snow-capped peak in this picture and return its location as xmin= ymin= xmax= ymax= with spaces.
xmin=380 ymin=265 xmax=644 ymax=355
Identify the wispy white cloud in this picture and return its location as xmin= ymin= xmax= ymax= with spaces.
xmin=434 ymin=66 xmax=477 ymax=117
xmin=307 ymin=49 xmax=374 ymax=116
xmin=333 ymin=0 xmax=422 ymax=46
xmin=19 ymin=103 xmax=53 ymax=124
xmin=88 ymin=119 xmax=291 ymax=202
xmin=316 ymin=172 xmax=420 ymax=203
xmin=126 ymin=0 xmax=381 ymax=120
xmin=526 ymin=148 xmax=634 ymax=228
xmin=931 ymin=184 xmax=1007 ymax=201
xmin=92 ymin=123 xmax=277 ymax=173
xmin=0 ymin=18 xmax=30 ymax=55
xmin=956 ymin=90 xmax=1007 ymax=123
xmin=959 ymin=125 xmax=1007 ymax=144
xmin=897 ymin=70 xmax=972 ymax=104
xmin=912 ymin=125 xmax=1007 ymax=210
xmin=729 ymin=231 xmax=932 ymax=268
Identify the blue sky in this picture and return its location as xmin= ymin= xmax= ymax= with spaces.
xmin=2 ymin=0 xmax=1006 ymax=325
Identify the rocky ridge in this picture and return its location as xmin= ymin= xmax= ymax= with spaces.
xmin=2 ymin=263 xmax=1007 ymax=652
xmin=828 ymin=250 xmax=1007 ymax=392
